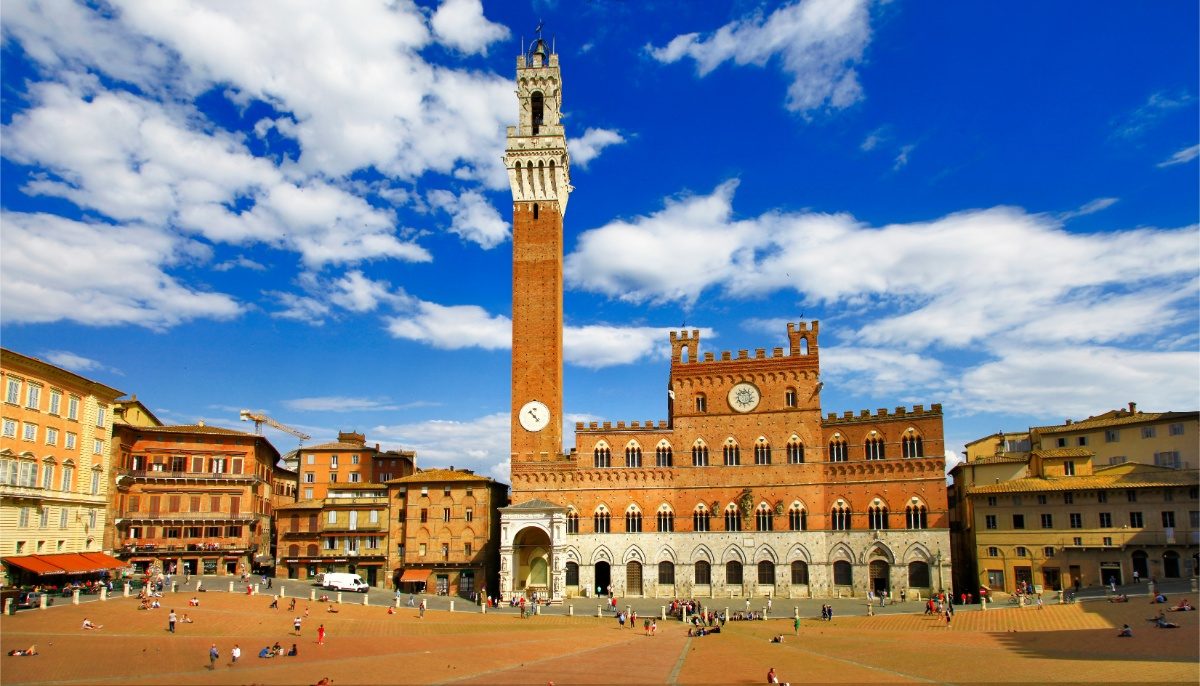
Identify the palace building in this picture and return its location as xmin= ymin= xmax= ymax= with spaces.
xmin=497 ymin=40 xmax=951 ymax=602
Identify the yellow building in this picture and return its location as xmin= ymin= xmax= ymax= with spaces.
xmin=0 ymin=349 xmax=125 ymax=586
xmin=951 ymin=405 xmax=1199 ymax=595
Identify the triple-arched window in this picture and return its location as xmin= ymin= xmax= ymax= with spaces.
xmin=753 ymin=439 xmax=771 ymax=465
xmin=724 ymin=504 xmax=742 ymax=532
xmin=625 ymin=506 xmax=643 ymax=533
xmin=625 ymin=444 xmax=642 ymax=468
xmin=691 ymin=442 xmax=709 ymax=467
xmin=656 ymin=506 xmax=675 ymax=533
xmin=655 ymin=442 xmax=673 ymax=467
xmin=755 ymin=503 xmax=774 ymax=531
xmin=723 ymin=440 xmax=740 ymax=466
xmin=865 ymin=434 xmax=885 ymax=460
xmin=593 ymin=507 xmax=611 ymax=533
xmin=786 ymin=438 xmax=804 ymax=464
xmin=831 ymin=503 xmax=852 ymax=530
xmin=906 ymin=503 xmax=928 ymax=529
xmin=693 ymin=504 xmax=711 ymax=532
xmin=868 ymin=503 xmax=889 ymax=530
xmin=829 ymin=436 xmax=847 ymax=462
xmin=788 ymin=504 xmax=808 ymax=531
xmin=902 ymin=432 xmax=924 ymax=458
xmin=593 ymin=444 xmax=611 ymax=468
xmin=566 ymin=511 xmax=579 ymax=534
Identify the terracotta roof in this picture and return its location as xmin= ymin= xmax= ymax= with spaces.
xmin=328 ymin=484 xmax=387 ymax=491
xmin=1033 ymin=410 xmax=1197 ymax=434
xmin=274 ymin=499 xmax=324 ymax=510
xmin=966 ymin=463 xmax=1197 ymax=495
xmin=140 ymin=424 xmax=257 ymax=437
xmin=0 ymin=348 xmax=124 ymax=399
xmin=303 ymin=441 xmax=370 ymax=451
xmin=1032 ymin=447 xmax=1094 ymax=458
xmin=385 ymin=469 xmax=492 ymax=484
xmin=961 ymin=455 xmax=1029 ymax=466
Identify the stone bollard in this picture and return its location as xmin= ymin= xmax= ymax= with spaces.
xmin=661 ymin=606 xmax=666 ymax=620
xmin=123 ymin=582 xmax=131 ymax=598
xmin=724 ymin=607 xmax=729 ymax=622
xmin=568 ymin=605 xmax=573 ymax=616
xmin=597 ymin=605 xmax=602 ymax=617
xmin=310 ymin=589 xmax=316 ymax=601
xmin=254 ymin=584 xmax=260 ymax=595
xmin=363 ymin=593 xmax=370 ymax=606
xmin=3 ymin=598 xmax=11 ymax=615
xmin=228 ymin=581 xmax=234 ymax=593
xmin=195 ymin=580 xmax=202 ymax=592
xmin=336 ymin=592 xmax=343 ymax=604
xmin=683 ymin=608 xmax=689 ymax=624
xmin=73 ymin=589 xmax=80 ymax=605
xmin=1191 ymin=577 xmax=1198 ymax=592
xmin=535 ymin=603 xmax=541 ymax=615
xmin=449 ymin=600 xmax=455 ymax=612
xmin=395 ymin=596 xmax=402 ymax=609
xmin=481 ymin=601 xmax=487 ymax=614
xmin=39 ymin=594 xmax=48 ymax=610
xmin=794 ymin=606 xmax=800 ymax=619
xmin=100 ymin=587 xmax=108 ymax=601
xmin=982 ymin=597 xmax=988 ymax=612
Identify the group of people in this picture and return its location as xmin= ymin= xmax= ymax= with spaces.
xmin=257 ymin=642 xmax=297 ymax=658
xmin=819 ymin=604 xmax=835 ymax=621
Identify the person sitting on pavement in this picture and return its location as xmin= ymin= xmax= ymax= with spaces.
xmin=8 ymin=645 xmax=38 ymax=656
xmin=1154 ymin=615 xmax=1180 ymax=629
xmin=1150 ymin=593 xmax=1168 ymax=604
xmin=189 ymin=597 xmax=200 ymax=606
xmin=258 ymin=646 xmax=274 ymax=658
xmin=81 ymin=618 xmax=102 ymax=630
xmin=1168 ymin=599 xmax=1194 ymax=612
xmin=1109 ymin=594 xmax=1129 ymax=603
xmin=1117 ymin=624 xmax=1133 ymax=637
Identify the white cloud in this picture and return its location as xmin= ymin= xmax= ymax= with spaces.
xmin=860 ymin=127 xmax=887 ymax=151
xmin=820 ymin=346 xmax=948 ymax=396
xmin=1158 ymin=144 xmax=1199 ymax=168
xmin=371 ymin=412 xmax=511 ymax=482
xmin=39 ymin=350 xmax=118 ymax=375
xmin=952 ymin=346 xmax=1199 ymax=417
xmin=266 ymin=291 xmax=330 ymax=324
xmin=427 ymin=189 xmax=510 ymax=248
xmin=892 ymin=143 xmax=915 ymax=170
xmin=1058 ymin=197 xmax=1118 ymax=221
xmin=283 ymin=396 xmax=404 ymax=412
xmin=648 ymin=0 xmax=872 ymax=115
xmin=1113 ymin=90 xmax=1195 ymax=139
xmin=568 ymin=128 xmax=626 ymax=168
xmin=213 ymin=256 xmax=268 ymax=272
xmin=0 ymin=212 xmax=242 ymax=329
xmin=430 ymin=0 xmax=510 ymax=55
xmin=565 ymin=325 xmax=682 ymax=368
xmin=565 ymin=181 xmax=1200 ymax=355
xmin=385 ymin=301 xmax=512 ymax=350
xmin=327 ymin=270 xmax=411 ymax=313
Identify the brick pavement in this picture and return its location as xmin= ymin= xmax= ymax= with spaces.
xmin=0 ymin=588 xmax=1194 ymax=684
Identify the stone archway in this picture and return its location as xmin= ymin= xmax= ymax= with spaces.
xmin=513 ymin=526 xmax=551 ymax=596
xmin=627 ymin=561 xmax=643 ymax=596
xmin=869 ymin=559 xmax=890 ymax=595
xmin=595 ymin=561 xmax=612 ymax=595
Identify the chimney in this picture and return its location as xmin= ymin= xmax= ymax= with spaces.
xmin=1128 ymin=401 xmax=1137 ymax=414
xmin=1065 ymin=419 xmax=1072 ymax=425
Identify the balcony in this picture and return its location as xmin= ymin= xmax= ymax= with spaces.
xmin=116 ymin=469 xmax=260 ymax=484
xmin=117 ymin=512 xmax=258 ymax=524
xmin=119 ymin=541 xmax=259 ymax=555
xmin=318 ymin=521 xmax=386 ymax=533
xmin=1058 ymin=530 xmax=1198 ymax=550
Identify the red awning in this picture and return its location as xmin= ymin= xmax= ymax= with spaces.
xmin=3 ymin=555 xmax=67 ymax=575
xmin=77 ymin=552 xmax=128 ymax=570
xmin=40 ymin=553 xmax=102 ymax=573
xmin=398 ymin=569 xmax=431 ymax=583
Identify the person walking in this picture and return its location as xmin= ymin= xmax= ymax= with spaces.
xmin=419 ymin=599 xmax=427 ymax=618
xmin=230 ymin=644 xmax=241 ymax=665
xmin=293 ymin=616 xmax=302 ymax=636
xmin=793 ymin=615 xmax=801 ymax=635
xmin=208 ymin=644 xmax=219 ymax=670
xmin=168 ymin=609 xmax=177 ymax=633
xmin=317 ymin=624 xmax=326 ymax=645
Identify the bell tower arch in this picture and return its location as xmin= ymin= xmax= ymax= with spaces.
xmin=507 ymin=34 xmax=572 ymax=476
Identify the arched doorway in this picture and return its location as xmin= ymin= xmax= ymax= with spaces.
xmin=626 ymin=561 xmax=643 ymax=596
xmin=513 ymin=526 xmax=551 ymax=596
xmin=1163 ymin=551 xmax=1181 ymax=578
xmin=1131 ymin=551 xmax=1149 ymax=580
xmin=595 ymin=561 xmax=611 ymax=596
xmin=869 ymin=560 xmax=890 ymax=594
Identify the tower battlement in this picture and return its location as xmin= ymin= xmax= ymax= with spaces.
xmin=671 ymin=322 xmax=819 ymax=365
xmin=575 ymin=420 xmax=670 ymax=434
xmin=824 ymin=403 xmax=943 ymax=425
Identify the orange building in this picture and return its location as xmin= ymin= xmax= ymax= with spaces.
xmin=1 ymin=349 xmax=125 ymax=586
xmin=295 ymin=431 xmax=414 ymax=501
xmin=498 ymin=41 xmax=951 ymax=601
xmin=388 ymin=468 xmax=507 ymax=597
xmin=275 ymin=483 xmax=389 ymax=586
xmin=110 ymin=423 xmax=281 ymax=576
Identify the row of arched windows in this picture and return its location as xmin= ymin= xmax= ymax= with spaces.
xmin=592 ymin=431 xmax=924 ymax=468
xmin=566 ymin=503 xmax=930 ymax=534
xmin=560 ymin=560 xmax=935 ymax=588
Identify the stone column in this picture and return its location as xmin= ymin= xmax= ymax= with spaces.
xmin=72 ymin=589 xmax=80 ymax=605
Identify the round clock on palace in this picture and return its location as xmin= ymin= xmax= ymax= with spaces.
xmin=727 ymin=382 xmax=761 ymax=413
xmin=519 ymin=400 xmax=551 ymax=432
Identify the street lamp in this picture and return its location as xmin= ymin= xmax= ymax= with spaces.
xmin=935 ymin=549 xmax=944 ymax=592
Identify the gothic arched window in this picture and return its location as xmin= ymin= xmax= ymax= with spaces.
xmin=692 ymin=505 xmax=711 ymax=532
xmin=829 ymin=436 xmax=847 ymax=462
xmin=788 ymin=503 xmax=807 ymax=531
xmin=655 ymin=442 xmax=673 ymax=467
xmin=723 ymin=441 xmax=740 ymax=466
xmin=566 ymin=510 xmax=579 ymax=534
xmin=902 ymin=432 xmax=924 ymax=458
xmin=906 ymin=504 xmax=928 ymax=530
xmin=865 ymin=435 xmax=885 ymax=460
xmin=831 ymin=503 xmax=852 ymax=530
xmin=724 ymin=504 xmax=742 ymax=532
xmin=787 ymin=438 xmax=805 ymax=464
xmin=531 ymin=91 xmax=544 ymax=134
xmin=625 ymin=444 xmax=642 ymax=468
xmin=753 ymin=439 xmax=771 ymax=465
xmin=692 ymin=442 xmax=709 ymax=467
xmin=593 ymin=444 xmax=611 ymax=469
xmin=755 ymin=503 xmax=774 ymax=531
xmin=868 ymin=504 xmax=889 ymax=530
xmin=656 ymin=506 xmax=675 ymax=532
xmin=593 ymin=507 xmax=610 ymax=533
xmin=625 ymin=507 xmax=643 ymax=533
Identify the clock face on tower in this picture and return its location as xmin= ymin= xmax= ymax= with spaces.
xmin=727 ymin=382 xmax=761 ymax=413
xmin=519 ymin=400 xmax=551 ymax=432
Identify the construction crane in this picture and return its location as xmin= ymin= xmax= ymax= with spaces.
xmin=239 ymin=410 xmax=311 ymax=445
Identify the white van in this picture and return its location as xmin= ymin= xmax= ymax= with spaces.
xmin=322 ymin=572 xmax=369 ymax=593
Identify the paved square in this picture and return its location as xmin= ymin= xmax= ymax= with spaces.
xmin=1 ymin=591 xmax=1195 ymax=684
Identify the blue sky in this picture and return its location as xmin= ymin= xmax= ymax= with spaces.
xmin=2 ymin=0 xmax=1197 ymax=482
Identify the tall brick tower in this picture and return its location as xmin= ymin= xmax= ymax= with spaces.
xmin=506 ymin=35 xmax=571 ymax=468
